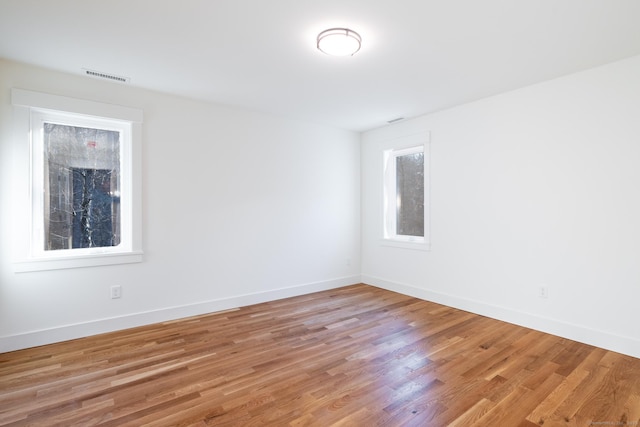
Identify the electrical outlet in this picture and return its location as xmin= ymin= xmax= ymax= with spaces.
xmin=538 ymin=285 xmax=549 ymax=299
xmin=110 ymin=285 xmax=122 ymax=299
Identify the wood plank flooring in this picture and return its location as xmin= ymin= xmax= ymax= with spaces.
xmin=1 ymin=284 xmax=639 ymax=426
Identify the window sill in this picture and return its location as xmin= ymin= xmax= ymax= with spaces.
xmin=13 ymin=251 xmax=143 ymax=273
xmin=380 ymin=239 xmax=431 ymax=251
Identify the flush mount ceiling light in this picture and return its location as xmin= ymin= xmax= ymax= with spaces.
xmin=317 ymin=28 xmax=362 ymax=56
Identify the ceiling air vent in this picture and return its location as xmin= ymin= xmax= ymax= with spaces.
xmin=82 ymin=69 xmax=130 ymax=84
xmin=387 ymin=117 xmax=405 ymax=124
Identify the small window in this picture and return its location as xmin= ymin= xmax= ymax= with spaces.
xmin=382 ymin=134 xmax=430 ymax=250
xmin=11 ymin=89 xmax=143 ymax=271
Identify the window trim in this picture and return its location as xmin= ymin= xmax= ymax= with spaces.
xmin=381 ymin=132 xmax=431 ymax=251
xmin=11 ymin=88 xmax=143 ymax=272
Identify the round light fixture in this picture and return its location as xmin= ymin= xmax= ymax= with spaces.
xmin=317 ymin=28 xmax=362 ymax=56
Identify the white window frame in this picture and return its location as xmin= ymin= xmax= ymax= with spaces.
xmin=11 ymin=88 xmax=143 ymax=272
xmin=382 ymin=132 xmax=430 ymax=251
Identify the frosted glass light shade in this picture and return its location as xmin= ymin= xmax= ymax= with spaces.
xmin=317 ymin=28 xmax=361 ymax=56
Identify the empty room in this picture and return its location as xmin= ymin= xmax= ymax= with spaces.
xmin=1 ymin=1 xmax=640 ymax=425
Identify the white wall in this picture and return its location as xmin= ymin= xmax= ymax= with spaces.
xmin=4 ymin=54 xmax=640 ymax=358
xmin=362 ymin=55 xmax=640 ymax=358
xmin=0 ymin=59 xmax=361 ymax=352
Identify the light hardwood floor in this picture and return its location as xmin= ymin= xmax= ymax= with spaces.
xmin=1 ymin=284 xmax=639 ymax=426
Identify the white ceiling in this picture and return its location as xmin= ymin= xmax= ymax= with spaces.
xmin=1 ymin=0 xmax=640 ymax=132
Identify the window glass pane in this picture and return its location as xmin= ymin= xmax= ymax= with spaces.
xmin=396 ymin=152 xmax=424 ymax=236
xmin=44 ymin=123 xmax=120 ymax=250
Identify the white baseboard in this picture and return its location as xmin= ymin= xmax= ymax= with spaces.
xmin=8 ymin=274 xmax=638 ymax=359
xmin=0 ymin=275 xmax=361 ymax=353
xmin=362 ymin=275 xmax=640 ymax=360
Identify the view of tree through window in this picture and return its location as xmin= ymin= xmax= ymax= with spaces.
xmin=44 ymin=123 xmax=121 ymax=250
xmin=396 ymin=151 xmax=424 ymax=237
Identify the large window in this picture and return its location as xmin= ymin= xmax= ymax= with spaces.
xmin=11 ymin=89 xmax=143 ymax=271
xmin=35 ymin=112 xmax=126 ymax=253
xmin=382 ymin=133 xmax=430 ymax=250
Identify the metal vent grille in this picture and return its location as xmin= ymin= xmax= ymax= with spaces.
xmin=387 ymin=117 xmax=405 ymax=124
xmin=82 ymin=69 xmax=130 ymax=83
